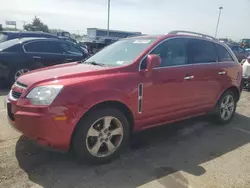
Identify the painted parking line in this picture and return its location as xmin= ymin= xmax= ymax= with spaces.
xmin=233 ymin=127 xmax=250 ymax=135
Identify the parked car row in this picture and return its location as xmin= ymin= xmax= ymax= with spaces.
xmin=6 ymin=30 xmax=243 ymax=164
xmin=0 ymin=37 xmax=87 ymax=84
xmin=229 ymin=44 xmax=250 ymax=62
xmin=240 ymin=38 xmax=250 ymax=49
xmin=242 ymin=57 xmax=250 ymax=90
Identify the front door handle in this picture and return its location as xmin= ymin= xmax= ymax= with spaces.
xmin=66 ymin=59 xmax=73 ymax=61
xmin=218 ymin=71 xmax=226 ymax=75
xmin=184 ymin=75 xmax=194 ymax=80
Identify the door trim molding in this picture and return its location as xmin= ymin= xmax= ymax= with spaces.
xmin=138 ymin=83 xmax=143 ymax=113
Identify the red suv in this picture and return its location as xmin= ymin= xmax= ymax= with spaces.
xmin=6 ymin=31 xmax=242 ymax=164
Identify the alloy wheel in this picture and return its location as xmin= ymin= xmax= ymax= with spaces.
xmin=220 ymin=95 xmax=235 ymax=121
xmin=14 ymin=69 xmax=30 ymax=80
xmin=86 ymin=116 xmax=124 ymax=158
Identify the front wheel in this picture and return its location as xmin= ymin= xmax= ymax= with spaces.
xmin=8 ymin=68 xmax=30 ymax=85
xmin=73 ymin=108 xmax=130 ymax=164
xmin=213 ymin=91 xmax=237 ymax=125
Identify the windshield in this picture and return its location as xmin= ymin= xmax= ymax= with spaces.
xmin=84 ymin=38 xmax=157 ymax=67
xmin=0 ymin=33 xmax=8 ymax=43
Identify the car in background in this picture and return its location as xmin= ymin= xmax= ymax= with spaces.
xmin=6 ymin=30 xmax=242 ymax=164
xmin=228 ymin=44 xmax=249 ymax=62
xmin=0 ymin=31 xmax=59 ymax=43
xmin=240 ymin=39 xmax=250 ymax=49
xmin=242 ymin=57 xmax=250 ymax=90
xmin=0 ymin=38 xmax=87 ymax=84
xmin=219 ymin=38 xmax=229 ymax=43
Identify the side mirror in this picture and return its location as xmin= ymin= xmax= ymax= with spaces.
xmin=144 ymin=54 xmax=161 ymax=73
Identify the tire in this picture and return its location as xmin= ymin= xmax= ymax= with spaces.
xmin=73 ymin=108 xmax=130 ymax=164
xmin=213 ymin=90 xmax=237 ymax=125
xmin=8 ymin=67 xmax=30 ymax=86
xmin=8 ymin=63 xmax=44 ymax=86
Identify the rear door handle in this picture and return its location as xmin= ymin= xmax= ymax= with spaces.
xmin=218 ymin=71 xmax=226 ymax=75
xmin=184 ymin=75 xmax=194 ymax=80
xmin=33 ymin=56 xmax=41 ymax=59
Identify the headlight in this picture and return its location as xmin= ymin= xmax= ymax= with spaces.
xmin=26 ymin=85 xmax=63 ymax=105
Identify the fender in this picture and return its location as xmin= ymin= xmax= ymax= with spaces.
xmin=215 ymin=84 xmax=241 ymax=104
xmin=79 ymin=89 xmax=136 ymax=117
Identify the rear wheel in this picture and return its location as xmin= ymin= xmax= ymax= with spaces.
xmin=213 ymin=91 xmax=236 ymax=124
xmin=73 ymin=108 xmax=130 ymax=164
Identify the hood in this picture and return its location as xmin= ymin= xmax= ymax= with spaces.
xmin=17 ymin=62 xmax=107 ymax=86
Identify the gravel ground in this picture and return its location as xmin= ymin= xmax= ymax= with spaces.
xmin=0 ymin=87 xmax=250 ymax=188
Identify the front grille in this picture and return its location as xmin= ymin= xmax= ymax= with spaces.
xmin=11 ymin=81 xmax=27 ymax=100
xmin=16 ymin=81 xmax=28 ymax=88
xmin=12 ymin=91 xmax=22 ymax=99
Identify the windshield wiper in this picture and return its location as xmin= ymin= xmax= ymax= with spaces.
xmin=83 ymin=61 xmax=105 ymax=67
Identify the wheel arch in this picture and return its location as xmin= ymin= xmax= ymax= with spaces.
xmin=70 ymin=100 xmax=135 ymax=150
xmin=219 ymin=86 xmax=240 ymax=102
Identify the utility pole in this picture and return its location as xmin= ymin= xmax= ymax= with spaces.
xmin=107 ymin=0 xmax=110 ymax=37
xmin=215 ymin=6 xmax=223 ymax=38
xmin=21 ymin=21 xmax=26 ymax=29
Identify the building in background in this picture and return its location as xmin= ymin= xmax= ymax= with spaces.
xmin=87 ymin=28 xmax=141 ymax=43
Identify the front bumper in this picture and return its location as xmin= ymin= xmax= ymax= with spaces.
xmin=5 ymin=97 xmax=84 ymax=151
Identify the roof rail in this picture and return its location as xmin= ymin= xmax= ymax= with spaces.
xmin=168 ymin=30 xmax=218 ymax=41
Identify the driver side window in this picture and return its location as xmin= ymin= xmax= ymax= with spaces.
xmin=148 ymin=38 xmax=188 ymax=69
xmin=60 ymin=43 xmax=83 ymax=56
xmin=140 ymin=38 xmax=188 ymax=70
xmin=152 ymin=38 xmax=188 ymax=67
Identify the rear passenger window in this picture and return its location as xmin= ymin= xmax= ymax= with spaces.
xmin=216 ymin=44 xmax=233 ymax=62
xmin=5 ymin=45 xmax=23 ymax=53
xmin=24 ymin=41 xmax=64 ymax=54
xmin=187 ymin=39 xmax=217 ymax=64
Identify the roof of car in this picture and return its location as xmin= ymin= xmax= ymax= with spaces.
xmin=0 ymin=37 xmax=78 ymax=51
xmin=1 ymin=31 xmax=59 ymax=40
xmin=0 ymin=37 xmax=63 ymax=49
xmin=1 ymin=31 xmax=56 ymax=36
xmin=19 ymin=37 xmax=60 ymax=42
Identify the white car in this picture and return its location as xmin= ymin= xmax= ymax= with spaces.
xmin=242 ymin=57 xmax=250 ymax=90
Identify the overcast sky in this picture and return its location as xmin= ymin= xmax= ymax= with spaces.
xmin=0 ymin=0 xmax=250 ymax=40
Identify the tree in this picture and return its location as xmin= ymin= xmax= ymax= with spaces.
xmin=0 ymin=24 xmax=2 ymax=31
xmin=49 ymin=28 xmax=64 ymax=34
xmin=23 ymin=17 xmax=49 ymax=32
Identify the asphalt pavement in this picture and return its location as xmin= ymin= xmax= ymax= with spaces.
xmin=1 ymin=86 xmax=250 ymax=188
